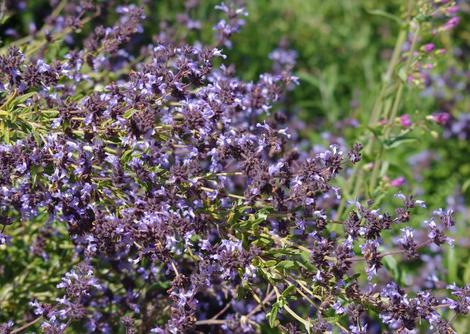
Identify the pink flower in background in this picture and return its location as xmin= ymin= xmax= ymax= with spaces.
xmin=422 ymin=43 xmax=435 ymax=53
xmin=400 ymin=114 xmax=412 ymax=128
xmin=390 ymin=176 xmax=406 ymax=187
xmin=430 ymin=112 xmax=450 ymax=125
xmin=447 ymin=5 xmax=460 ymax=15
xmin=379 ymin=118 xmax=388 ymax=126
xmin=443 ymin=17 xmax=460 ymax=31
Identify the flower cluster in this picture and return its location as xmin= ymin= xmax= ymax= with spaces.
xmin=406 ymin=1 xmax=461 ymax=87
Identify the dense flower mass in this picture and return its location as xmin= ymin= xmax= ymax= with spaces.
xmin=0 ymin=1 xmax=468 ymax=333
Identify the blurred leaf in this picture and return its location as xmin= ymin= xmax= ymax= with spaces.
xmin=384 ymin=134 xmax=418 ymax=149
xmin=281 ymin=285 xmax=296 ymax=299
xmin=461 ymin=179 xmax=470 ymax=193
xmin=366 ymin=9 xmax=403 ymax=26
xmin=447 ymin=247 xmax=457 ymax=284
xmin=382 ymin=255 xmax=400 ymax=282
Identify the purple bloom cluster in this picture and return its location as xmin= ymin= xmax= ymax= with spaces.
xmin=214 ymin=1 xmax=248 ymax=48
xmin=403 ymin=0 xmax=462 ymax=87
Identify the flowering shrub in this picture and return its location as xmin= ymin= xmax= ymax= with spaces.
xmin=0 ymin=1 xmax=469 ymax=333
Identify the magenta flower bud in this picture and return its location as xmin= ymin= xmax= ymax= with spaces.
xmin=443 ymin=17 xmax=460 ymax=31
xmin=447 ymin=5 xmax=459 ymax=15
xmin=431 ymin=112 xmax=450 ymax=125
xmin=390 ymin=176 xmax=406 ymax=187
xmin=422 ymin=43 xmax=435 ymax=53
xmin=400 ymin=114 xmax=412 ymax=128
xmin=379 ymin=118 xmax=388 ymax=126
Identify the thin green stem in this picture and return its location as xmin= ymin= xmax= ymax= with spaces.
xmin=368 ymin=23 xmax=420 ymax=192
xmin=335 ymin=26 xmax=409 ymax=220
xmin=11 ymin=317 xmax=42 ymax=334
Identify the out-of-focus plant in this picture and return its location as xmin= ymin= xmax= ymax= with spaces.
xmin=336 ymin=0 xmax=461 ymax=213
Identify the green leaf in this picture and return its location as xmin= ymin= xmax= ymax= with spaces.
xmin=5 ymin=92 xmax=37 ymax=111
xmin=297 ymin=71 xmax=320 ymax=88
xmin=261 ymin=260 xmax=278 ymax=268
xmin=281 ymin=285 xmax=296 ymax=299
xmin=464 ymin=262 xmax=470 ymax=284
xmin=345 ymin=273 xmax=361 ymax=283
xmin=383 ymin=255 xmax=400 ymax=282
xmin=398 ymin=67 xmax=408 ymax=83
xmin=379 ymin=161 xmax=390 ymax=177
xmin=462 ymin=179 xmax=470 ymax=193
xmin=447 ymin=247 xmax=457 ymax=284
xmin=384 ymin=135 xmax=417 ymax=149
xmin=366 ymin=9 xmax=404 ymax=25
xmin=365 ymin=125 xmax=382 ymax=138
xmin=275 ymin=260 xmax=296 ymax=271
xmin=267 ymin=303 xmax=279 ymax=328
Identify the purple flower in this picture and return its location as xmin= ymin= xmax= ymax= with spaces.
xmin=390 ymin=176 xmax=406 ymax=187
xmin=430 ymin=112 xmax=450 ymax=125
xmin=422 ymin=43 xmax=435 ymax=53
xmin=0 ymin=233 xmax=12 ymax=245
xmin=399 ymin=227 xmax=418 ymax=258
xmin=399 ymin=114 xmax=412 ymax=128
xmin=442 ymin=17 xmax=460 ymax=31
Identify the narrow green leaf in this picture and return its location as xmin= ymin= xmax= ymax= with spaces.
xmin=267 ymin=303 xmax=279 ymax=328
xmin=366 ymin=9 xmax=404 ymax=25
xmin=384 ymin=135 xmax=417 ymax=149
